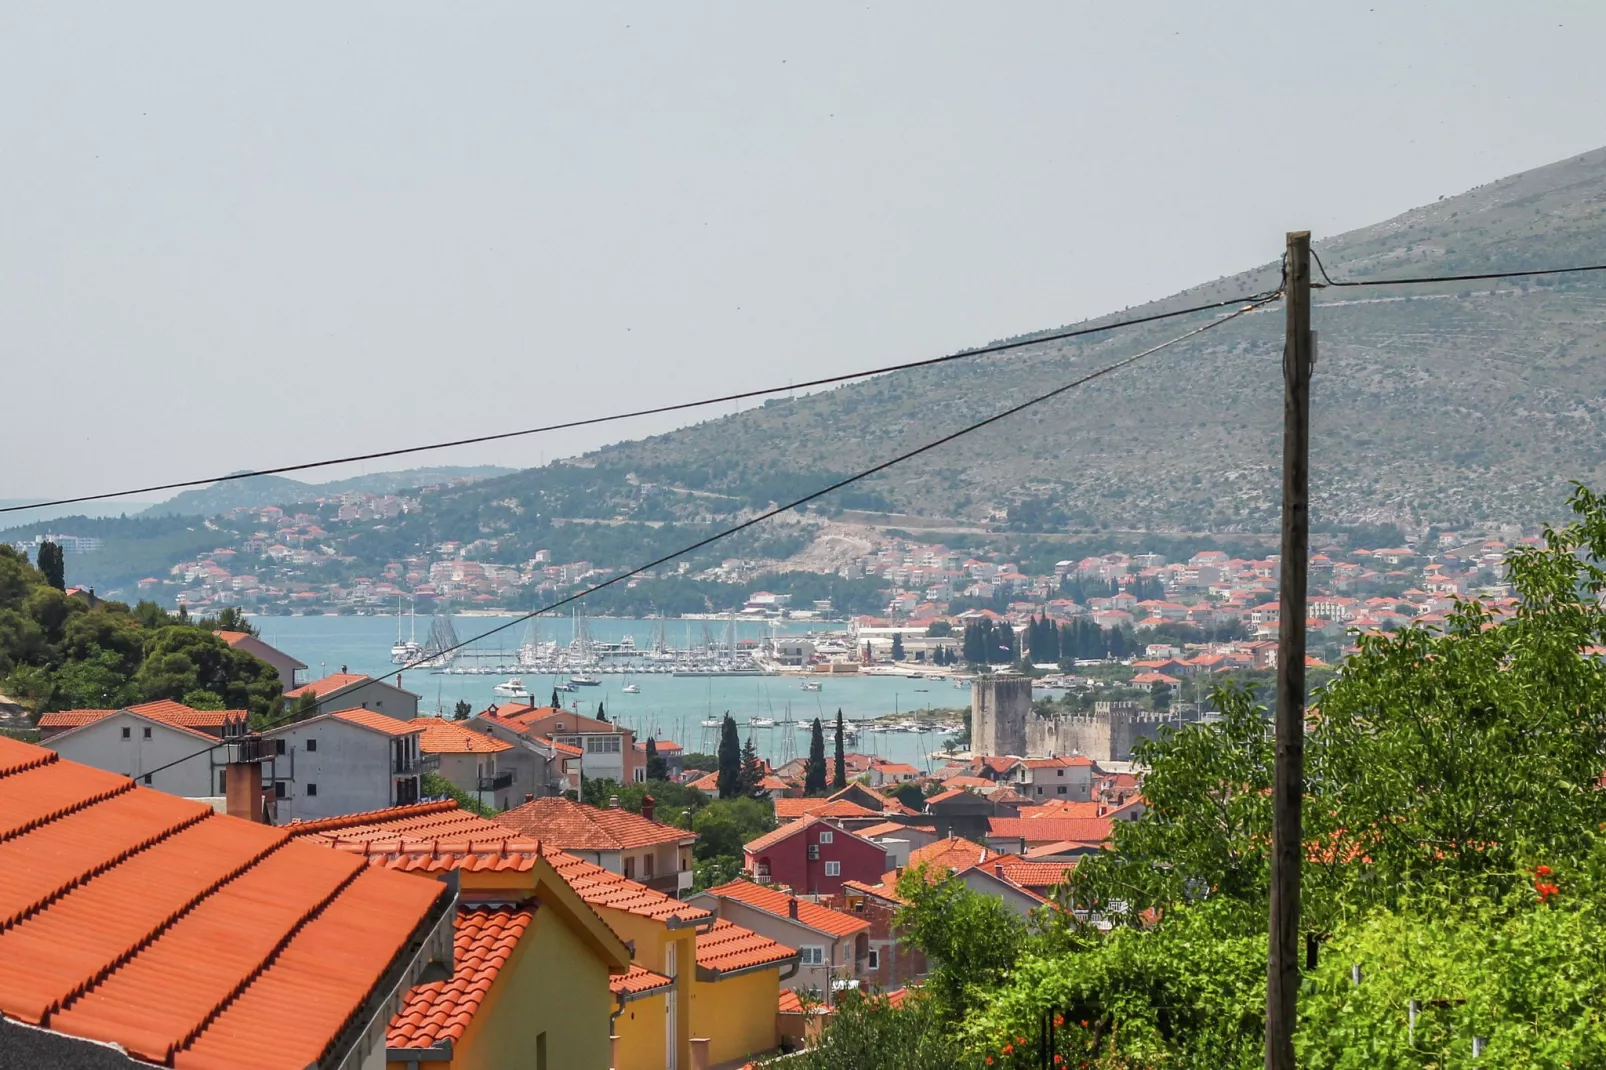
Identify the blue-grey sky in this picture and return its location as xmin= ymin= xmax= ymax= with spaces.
xmin=3 ymin=2 xmax=1604 ymax=505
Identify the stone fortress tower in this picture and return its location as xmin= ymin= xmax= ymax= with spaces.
xmin=971 ymin=678 xmax=1181 ymax=763
xmin=971 ymin=674 xmax=1031 ymax=757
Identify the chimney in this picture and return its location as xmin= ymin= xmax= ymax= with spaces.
xmin=525 ymin=793 xmax=535 ymax=803
xmin=641 ymin=795 xmax=656 ymax=822
xmin=787 ymin=898 xmax=799 ymax=920
xmin=225 ymin=760 xmax=264 ymax=823
xmin=609 ymin=794 xmax=621 ymax=809
xmin=994 ymin=863 xmax=1005 ymax=877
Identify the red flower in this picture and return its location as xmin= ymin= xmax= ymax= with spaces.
xmin=1016 ymin=1037 xmax=1027 ymax=1046
xmin=1535 ymin=864 xmax=1552 ymax=877
xmin=1080 ymin=1020 xmax=1090 ymax=1028
xmin=1002 ymin=1043 xmax=1013 ymax=1054
xmin=1054 ymin=1057 xmax=1064 ymax=1066
xmin=985 ymin=1058 xmax=993 ymax=1066
xmin=1054 ymin=1014 xmax=1065 ymax=1028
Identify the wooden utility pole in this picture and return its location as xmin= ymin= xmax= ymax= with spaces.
xmin=1267 ymin=231 xmax=1311 ymax=1070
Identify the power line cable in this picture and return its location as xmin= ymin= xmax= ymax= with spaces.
xmin=0 ymin=290 xmax=1282 ymax=517
xmin=136 ymin=289 xmax=1282 ymax=779
xmin=1310 ymin=247 xmax=1606 ymax=288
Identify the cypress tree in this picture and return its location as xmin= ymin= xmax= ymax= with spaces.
xmin=891 ymin=633 xmax=905 ymax=661
xmin=453 ymin=699 xmax=472 ymax=721
xmin=717 ymin=714 xmax=742 ymax=799
xmin=740 ymin=735 xmax=766 ymax=798
xmin=37 ymin=541 xmax=65 ymax=591
xmin=645 ymin=736 xmax=668 ymax=781
xmin=550 ymin=688 xmax=561 ymax=709
xmin=833 ymin=709 xmax=847 ymax=790
xmin=806 ymin=718 xmax=828 ymax=794
xmin=596 ymin=701 xmax=608 ymax=723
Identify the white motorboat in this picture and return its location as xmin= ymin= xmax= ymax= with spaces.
xmin=621 ymin=683 xmax=641 ymax=694
xmin=801 ymin=681 xmax=823 ymax=692
xmin=749 ymin=717 xmax=776 ymax=728
xmin=570 ymin=674 xmax=601 ymax=687
xmin=493 ymin=677 xmax=530 ymax=699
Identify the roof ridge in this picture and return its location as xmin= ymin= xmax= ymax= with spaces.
xmin=170 ymin=859 xmax=370 ymax=1061
xmin=48 ymin=822 xmax=292 ymax=1019
xmin=0 ymin=774 xmax=135 ymax=847
xmin=0 ymin=742 xmax=58 ymax=780
xmin=285 ymin=800 xmax=460 ymax=836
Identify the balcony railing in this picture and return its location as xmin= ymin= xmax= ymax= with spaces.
xmin=394 ymin=753 xmax=440 ymax=775
xmin=220 ymin=735 xmax=273 ymax=764
xmin=477 ymin=770 xmax=514 ymax=792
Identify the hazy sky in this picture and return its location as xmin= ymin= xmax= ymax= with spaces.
xmin=3 ymin=2 xmax=1604 ymax=507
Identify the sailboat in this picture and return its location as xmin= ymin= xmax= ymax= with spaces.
xmin=391 ymin=597 xmax=423 ymax=664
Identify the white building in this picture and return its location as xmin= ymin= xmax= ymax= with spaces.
xmin=285 ymin=671 xmax=420 ymax=719
xmin=413 ymin=716 xmax=519 ymax=810
xmin=1020 ymin=756 xmax=1095 ymax=801
xmin=262 ymin=707 xmax=431 ymax=821
xmin=42 ymin=708 xmax=244 ymax=799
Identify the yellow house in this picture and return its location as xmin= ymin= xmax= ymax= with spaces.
xmin=288 ymin=802 xmax=634 ymax=1070
xmin=692 ymin=919 xmax=799 ymax=1067
xmin=293 ymin=800 xmax=792 ymax=1070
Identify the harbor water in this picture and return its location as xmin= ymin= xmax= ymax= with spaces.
xmin=253 ymin=614 xmax=969 ymax=773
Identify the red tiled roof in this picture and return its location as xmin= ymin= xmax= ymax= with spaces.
xmin=773 ymin=797 xmax=830 ymax=821
xmin=414 ymin=718 xmax=513 ymax=754
xmin=0 ymin=739 xmax=446 ymax=1069
xmin=857 ymin=820 xmax=935 ymax=839
xmin=841 ymin=879 xmax=906 ymax=904
xmin=285 ymin=673 xmax=369 ymax=698
xmin=697 ymin=919 xmax=797 ymax=975
xmin=291 ymin=800 xmax=710 ymax=925
xmin=389 ymin=903 xmax=533 ymax=1049
xmin=1021 ymin=800 xmax=1106 ymax=820
xmin=982 ymin=860 xmax=1078 ymax=890
xmin=701 ymin=880 xmax=868 ymax=938
xmin=493 ymin=797 xmax=694 ymax=851
xmin=778 ymin=989 xmax=828 ymax=1015
xmin=38 ymin=701 xmax=243 ymax=732
xmin=986 ymin=816 xmax=1113 ymax=843
xmin=905 ymin=834 xmax=992 ymax=874
xmin=924 ymin=787 xmax=981 ymax=805
xmin=329 ymin=707 xmax=424 ymax=737
xmin=611 ymin=964 xmax=674 ymax=999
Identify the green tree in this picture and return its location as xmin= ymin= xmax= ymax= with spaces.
xmin=1149 ymin=678 xmax=1172 ymax=712
xmin=453 ymin=699 xmax=472 ymax=721
xmin=550 ymin=687 xmax=561 ymax=709
xmin=890 ymin=781 xmax=926 ymax=812
xmin=806 ymin=718 xmax=828 ymax=795
xmin=891 ymin=633 xmax=906 ymax=661
xmin=423 ymin=771 xmax=498 ymax=817
xmin=36 ymin=542 xmax=65 ymax=592
xmin=595 ymin=700 xmax=608 ymax=723
xmin=133 ymin=626 xmax=283 ymax=722
xmin=645 ymin=736 xmax=669 ymax=781
xmin=833 ymin=709 xmax=847 ymax=790
xmin=895 ymin=866 xmax=1027 ymax=1019
xmin=925 ymin=620 xmax=954 ymax=637
xmin=207 ymin=606 xmax=256 ymax=636
xmin=716 ymin=713 xmax=742 ymax=799
xmin=739 ymin=733 xmax=766 ymax=798
xmin=284 ymin=690 xmax=321 ymax=725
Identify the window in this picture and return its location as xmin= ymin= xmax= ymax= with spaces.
xmin=121 ymin=727 xmax=131 ymax=740
xmin=218 ymin=770 xmax=227 ymax=793
xmin=306 ymin=739 xmax=317 ymax=753
xmin=1057 ymin=786 xmax=1067 ymax=795
xmin=142 ymin=727 xmax=152 ymax=740
xmin=1057 ymin=768 xmax=1064 ymax=777
xmin=867 ymin=949 xmax=880 ymax=970
xmin=306 ymin=783 xmax=318 ymax=797
xmin=1035 ymin=786 xmax=1043 ymax=795
xmin=275 ymin=739 xmax=287 ymax=756
xmin=624 ymin=856 xmax=636 ymax=879
xmin=818 ymin=831 xmax=834 ymax=844
xmin=643 ymin=854 xmax=654 ymax=878
xmin=824 ymin=861 xmax=841 ymax=877
xmin=142 ymin=774 xmax=152 ymax=784
xmin=586 ymin=736 xmax=622 ymax=754
xmin=274 ymin=781 xmax=287 ymax=799
xmin=634 ymin=767 xmax=646 ymax=783
xmin=799 ymin=946 xmax=825 ymax=966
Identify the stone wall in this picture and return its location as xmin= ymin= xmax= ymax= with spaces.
xmin=971 ymin=675 xmax=1031 ymax=758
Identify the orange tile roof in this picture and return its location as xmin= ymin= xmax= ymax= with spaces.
xmin=286 ymin=672 xmax=370 ymax=698
xmin=697 ymin=919 xmax=797 ymax=976
xmin=389 ymin=903 xmax=533 ymax=1049
xmin=857 ymin=820 xmax=935 ymax=839
xmin=924 ymin=787 xmax=980 ymax=805
xmin=38 ymin=701 xmax=244 ymax=732
xmin=493 ymin=797 xmax=694 ymax=852
xmin=701 ymin=880 xmax=868 ymax=938
xmin=905 ymin=834 xmax=992 ymax=874
xmin=778 ymin=989 xmax=827 ymax=1015
xmin=841 ymin=879 xmax=906 ymax=904
xmin=414 ymin=717 xmax=514 ymax=754
xmin=1024 ymin=840 xmax=1105 ymax=858
xmin=215 ymin=630 xmax=252 ymax=644
xmin=773 ymin=797 xmax=828 ymax=821
xmin=291 ymin=800 xmax=711 ymax=925
xmin=329 ymin=706 xmax=424 ymax=737
xmin=985 ymin=860 xmax=1078 ymax=890
xmin=986 ymin=817 xmax=1113 ymax=843
xmin=611 ymin=964 xmax=674 ymax=998
xmin=1022 ymin=800 xmax=1107 ymax=820
xmin=0 ymin=739 xmax=447 ymax=1069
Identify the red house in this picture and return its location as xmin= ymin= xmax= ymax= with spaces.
xmin=744 ymin=816 xmax=888 ymax=896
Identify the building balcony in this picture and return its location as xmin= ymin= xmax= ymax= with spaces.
xmin=477 ymin=770 xmax=514 ymax=792
xmin=394 ymin=753 xmax=440 ymax=775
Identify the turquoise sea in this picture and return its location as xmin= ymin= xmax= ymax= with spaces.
xmin=251 ymin=614 xmax=967 ymax=773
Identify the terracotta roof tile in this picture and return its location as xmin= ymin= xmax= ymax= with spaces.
xmin=857 ymin=821 xmax=934 ymax=839
xmin=1021 ymin=800 xmax=1106 ymax=820
xmin=388 ymin=903 xmax=533 ymax=1049
xmin=985 ymin=860 xmax=1078 ymax=890
xmin=285 ymin=673 xmax=370 ymax=699
xmin=34 ymin=709 xmax=118 ymax=728
xmin=493 ymin=797 xmax=694 ymax=852
xmin=697 ymin=919 xmax=796 ymax=975
xmin=610 ymin=964 xmax=674 ymax=998
xmin=329 ymin=707 xmax=424 ymax=737
xmin=986 ymin=817 xmax=1113 ymax=843
xmin=38 ymin=702 xmax=244 ymax=733
xmin=547 ymin=852 xmax=710 ymax=925
xmin=0 ymin=739 xmax=446 ymax=1070
xmin=414 ymin=717 xmax=513 ymax=755
xmin=904 ymin=834 xmax=992 ymax=875
xmin=701 ymin=880 xmax=868 ymax=938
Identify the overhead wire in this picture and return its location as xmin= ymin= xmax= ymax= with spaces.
xmin=1310 ymin=247 xmax=1606 ymax=288
xmin=135 ymin=287 xmax=1284 ymax=778
xmin=0 ymin=290 xmax=1283 ymax=517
